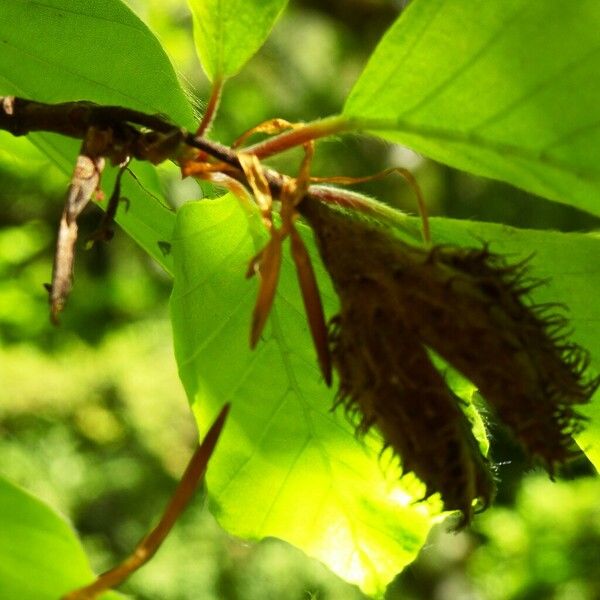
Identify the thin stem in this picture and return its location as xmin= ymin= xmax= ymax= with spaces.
xmin=196 ymin=77 xmax=224 ymax=137
xmin=245 ymin=115 xmax=354 ymax=159
xmin=305 ymin=185 xmax=418 ymax=237
xmin=185 ymin=133 xmax=241 ymax=167
xmin=183 ymin=134 xmax=422 ymax=241
xmin=310 ymin=167 xmax=431 ymax=244
xmin=62 ymin=404 xmax=230 ymax=600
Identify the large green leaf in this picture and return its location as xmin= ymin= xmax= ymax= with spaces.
xmin=187 ymin=0 xmax=288 ymax=81
xmin=170 ymin=197 xmax=599 ymax=595
xmin=0 ymin=0 xmax=194 ymax=270
xmin=0 ymin=474 xmax=123 ymax=600
xmin=170 ymin=196 xmax=442 ymax=597
xmin=343 ymin=0 xmax=600 ymax=217
xmin=0 ymin=0 xmax=192 ymax=122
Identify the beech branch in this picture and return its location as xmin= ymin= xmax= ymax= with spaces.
xmin=0 ymin=95 xmax=410 ymax=322
xmin=0 ymin=95 xmax=349 ymax=201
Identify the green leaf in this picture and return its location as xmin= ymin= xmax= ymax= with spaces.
xmin=170 ymin=197 xmax=599 ymax=595
xmin=343 ymin=0 xmax=600 ymax=217
xmin=0 ymin=0 xmax=195 ymax=270
xmin=187 ymin=0 xmax=288 ymax=81
xmin=170 ymin=196 xmax=442 ymax=596
xmin=0 ymin=474 xmax=123 ymax=600
xmin=0 ymin=0 xmax=192 ymax=125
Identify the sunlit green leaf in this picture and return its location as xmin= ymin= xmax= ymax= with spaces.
xmin=0 ymin=475 xmax=123 ymax=600
xmin=170 ymin=196 xmax=442 ymax=596
xmin=170 ymin=197 xmax=599 ymax=596
xmin=344 ymin=0 xmax=600 ymax=217
xmin=187 ymin=0 xmax=288 ymax=81
xmin=0 ymin=0 xmax=193 ymax=270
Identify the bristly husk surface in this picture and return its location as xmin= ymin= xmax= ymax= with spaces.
xmin=300 ymin=197 xmax=599 ymax=526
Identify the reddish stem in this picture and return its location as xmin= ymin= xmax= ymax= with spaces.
xmin=196 ymin=77 xmax=224 ymax=137
xmin=246 ymin=115 xmax=353 ymax=159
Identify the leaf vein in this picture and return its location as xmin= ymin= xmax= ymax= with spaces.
xmin=473 ymin=43 xmax=600 ymax=134
xmin=401 ymin=0 xmax=530 ymax=120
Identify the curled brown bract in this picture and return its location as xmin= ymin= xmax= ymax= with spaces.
xmin=48 ymin=145 xmax=105 ymax=323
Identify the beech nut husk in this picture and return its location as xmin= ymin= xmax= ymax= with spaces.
xmin=301 ymin=199 xmax=599 ymax=526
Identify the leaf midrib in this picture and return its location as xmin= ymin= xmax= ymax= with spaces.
xmin=358 ymin=117 xmax=600 ymax=184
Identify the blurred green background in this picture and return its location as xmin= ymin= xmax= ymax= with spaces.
xmin=0 ymin=1 xmax=599 ymax=598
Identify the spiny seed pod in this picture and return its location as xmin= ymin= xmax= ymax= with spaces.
xmin=300 ymin=198 xmax=598 ymax=523
xmin=331 ymin=306 xmax=495 ymax=526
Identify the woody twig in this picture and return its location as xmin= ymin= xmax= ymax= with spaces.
xmin=0 ymin=96 xmax=418 ymax=324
